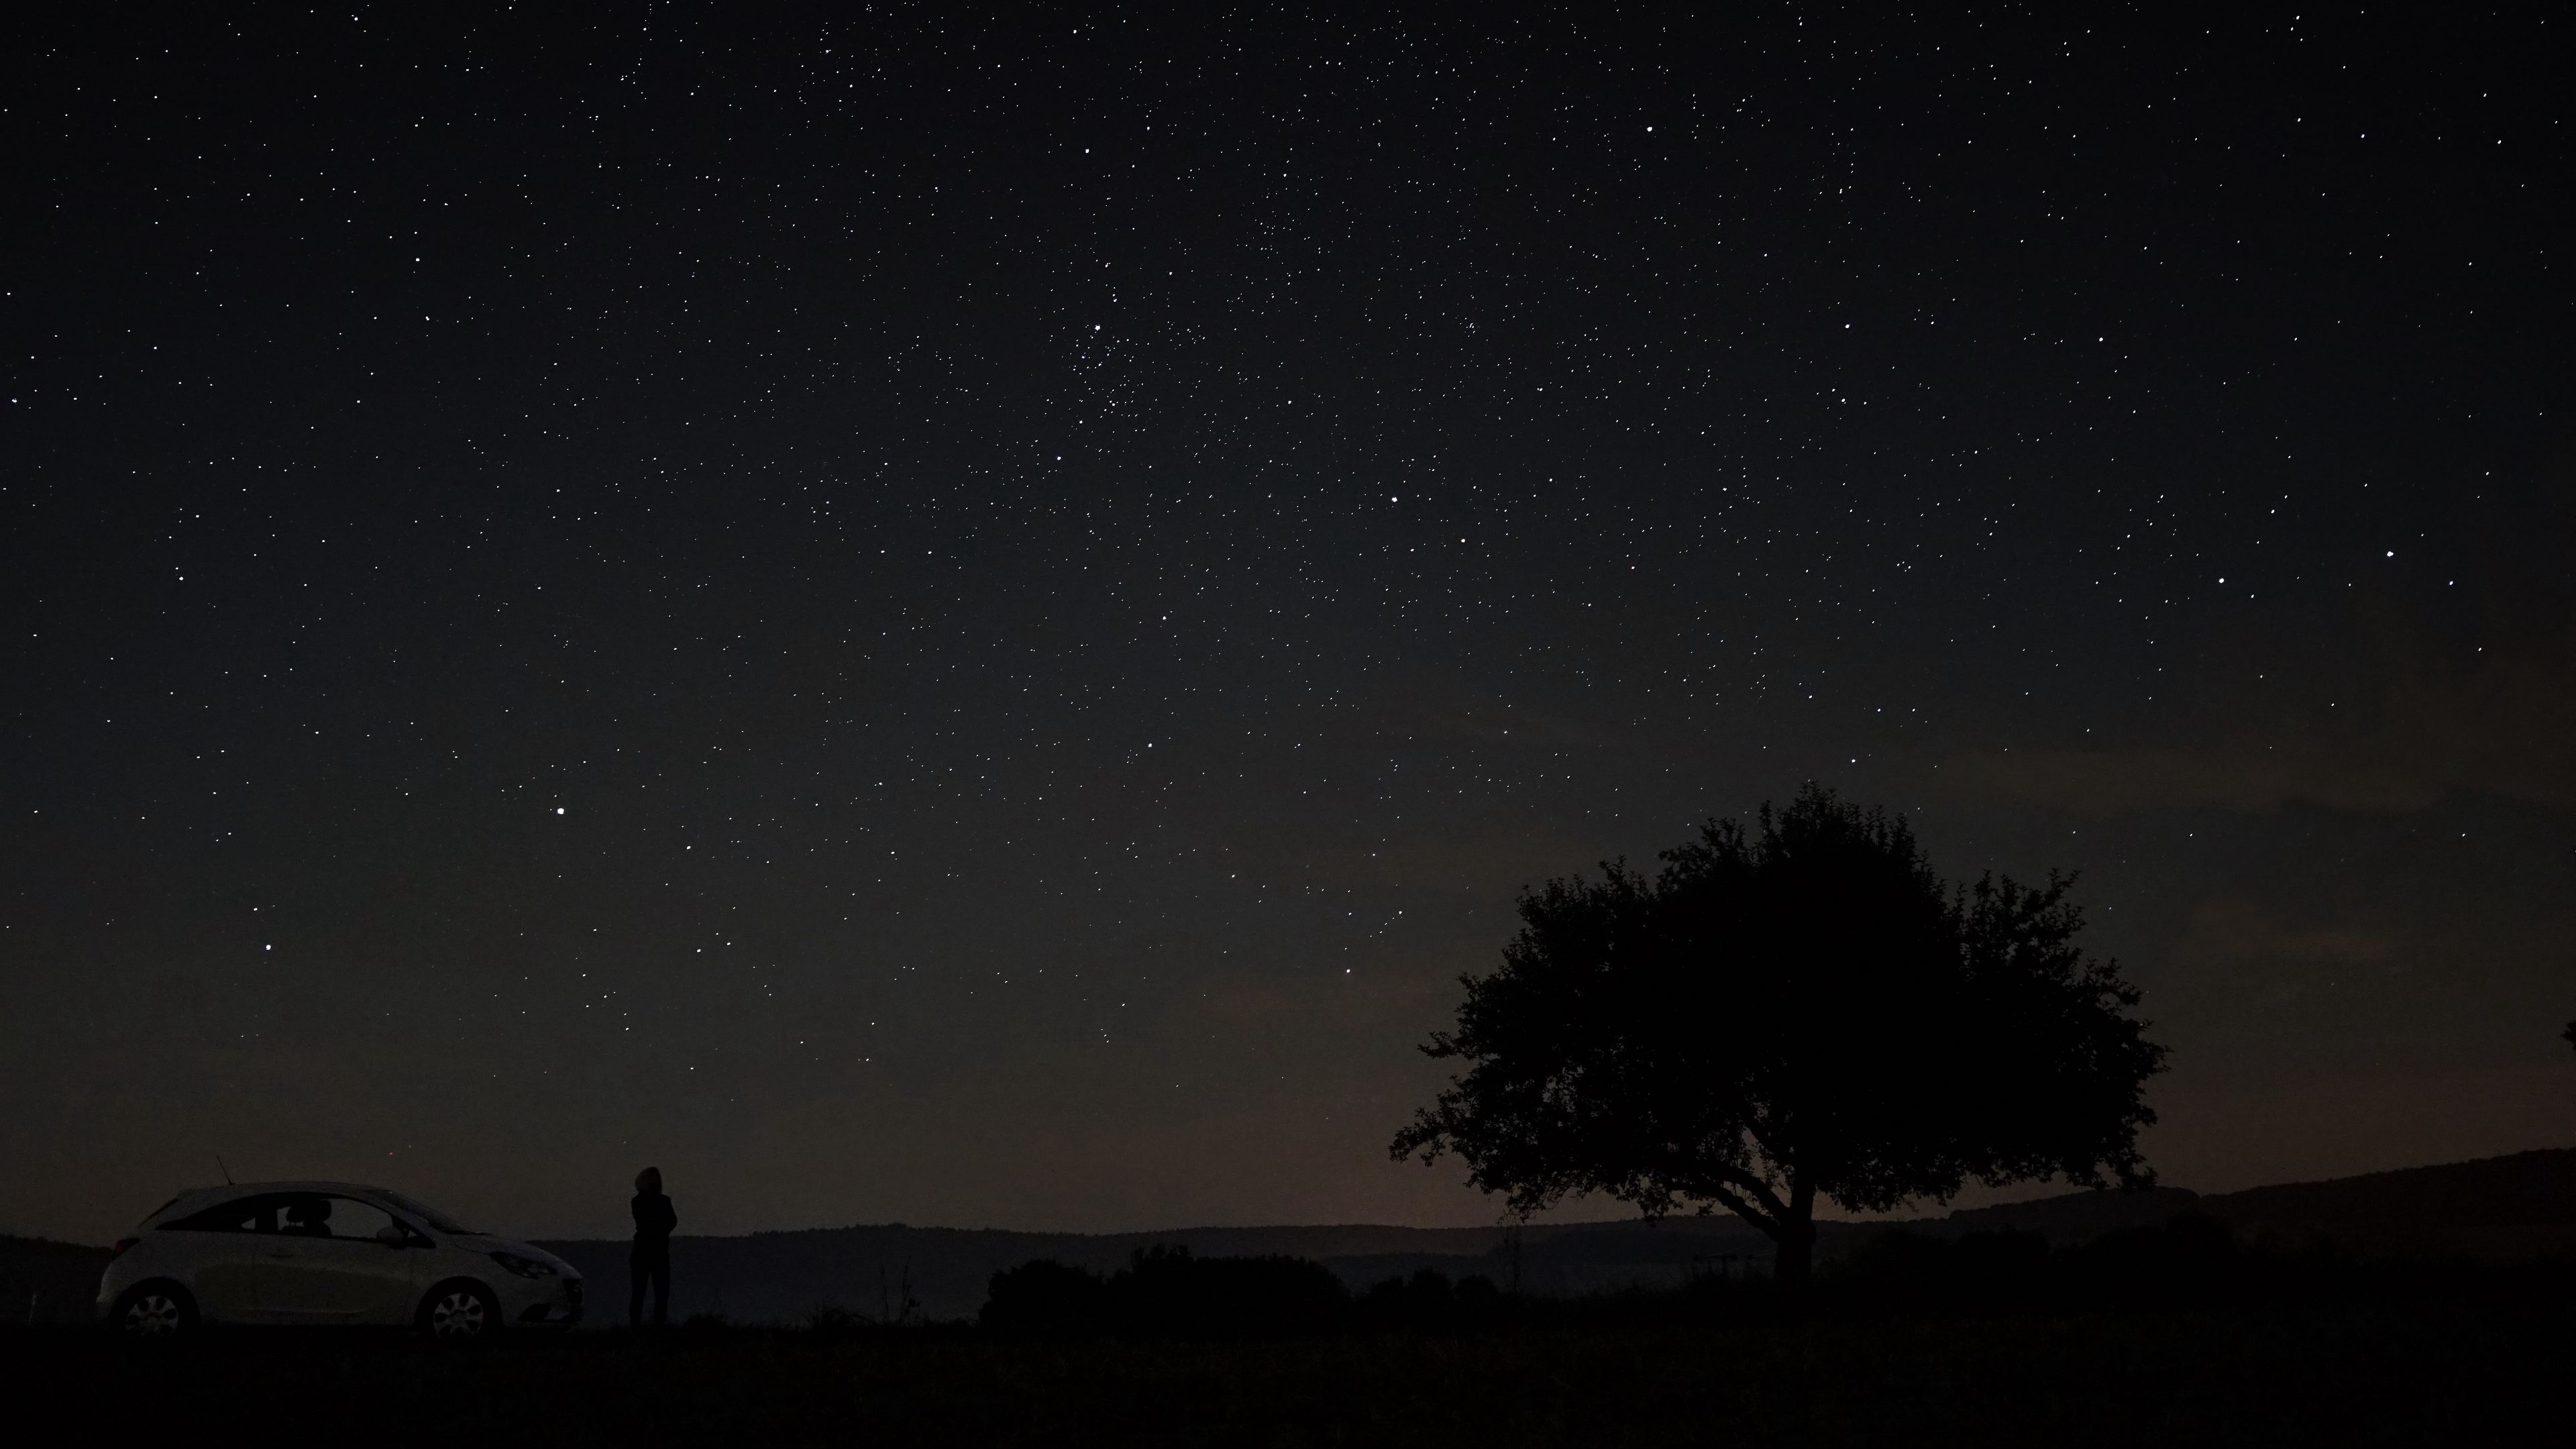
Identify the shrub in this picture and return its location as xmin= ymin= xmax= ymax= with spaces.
xmin=980 ymin=1258 xmax=1104 ymax=1334
xmin=1357 ymin=1269 xmax=1507 ymax=1330
xmin=981 ymin=1247 xmax=1350 ymax=1338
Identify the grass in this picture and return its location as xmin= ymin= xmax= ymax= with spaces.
xmin=5 ymin=1299 xmax=2566 ymax=1445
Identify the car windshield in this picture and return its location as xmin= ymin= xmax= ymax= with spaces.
xmin=372 ymin=1189 xmax=477 ymax=1235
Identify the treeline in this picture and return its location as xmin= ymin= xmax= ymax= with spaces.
xmin=969 ymin=1219 xmax=2575 ymax=1339
xmin=980 ymin=1246 xmax=1503 ymax=1337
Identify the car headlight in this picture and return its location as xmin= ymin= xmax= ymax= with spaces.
xmin=489 ymin=1250 xmax=558 ymax=1279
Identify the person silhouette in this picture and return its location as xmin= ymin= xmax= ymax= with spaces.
xmin=629 ymin=1166 xmax=677 ymax=1330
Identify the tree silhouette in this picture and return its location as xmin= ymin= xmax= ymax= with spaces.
xmin=1391 ymin=785 xmax=2168 ymax=1286
xmin=2563 ymin=1020 xmax=2575 ymax=1056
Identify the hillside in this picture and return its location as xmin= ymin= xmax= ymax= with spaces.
xmin=15 ymin=1146 xmax=2571 ymax=1325
xmin=1911 ymin=1147 xmax=2576 ymax=1260
xmin=2199 ymin=1146 xmax=2576 ymax=1260
xmin=532 ymin=1147 xmax=2576 ymax=1322
xmin=0 ymin=1234 xmax=113 ymax=1325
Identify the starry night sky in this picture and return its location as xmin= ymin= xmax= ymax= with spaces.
xmin=5 ymin=6 xmax=2570 ymax=1242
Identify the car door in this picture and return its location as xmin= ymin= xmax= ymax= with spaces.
xmin=158 ymin=1193 xmax=292 ymax=1322
xmin=260 ymin=1195 xmax=425 ymax=1325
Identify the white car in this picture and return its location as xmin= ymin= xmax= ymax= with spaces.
xmin=99 ymin=1181 xmax=582 ymax=1338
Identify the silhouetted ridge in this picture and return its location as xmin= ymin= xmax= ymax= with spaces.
xmin=1925 ymin=1148 xmax=2576 ymax=1260
xmin=2198 ymin=1147 xmax=2576 ymax=1258
xmin=0 ymin=1233 xmax=114 ymax=1324
xmin=1933 ymin=1186 xmax=2203 ymax=1243
xmin=517 ymin=1153 xmax=2576 ymax=1322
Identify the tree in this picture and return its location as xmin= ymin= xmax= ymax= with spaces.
xmin=1391 ymin=785 xmax=2168 ymax=1286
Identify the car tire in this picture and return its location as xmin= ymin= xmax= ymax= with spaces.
xmin=111 ymin=1282 xmax=197 ymax=1338
xmin=419 ymin=1281 xmax=500 ymax=1342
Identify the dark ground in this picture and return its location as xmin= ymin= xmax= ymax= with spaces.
xmin=7 ymin=1303 xmax=2565 ymax=1446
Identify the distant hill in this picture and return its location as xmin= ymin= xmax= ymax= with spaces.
xmin=2198 ymin=1146 xmax=2576 ymax=1260
xmin=0 ymin=1234 xmax=113 ymax=1324
xmin=536 ymin=1148 xmax=2576 ymax=1323
xmin=1909 ymin=1147 xmax=2576 ymax=1261
xmin=1927 ymin=1185 xmax=2206 ymax=1244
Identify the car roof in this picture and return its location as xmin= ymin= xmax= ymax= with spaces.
xmin=142 ymin=1181 xmax=406 ymax=1226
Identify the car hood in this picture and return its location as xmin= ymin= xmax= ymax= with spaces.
xmin=451 ymin=1234 xmax=580 ymax=1277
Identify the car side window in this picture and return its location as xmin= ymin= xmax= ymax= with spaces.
xmin=319 ymin=1196 xmax=407 ymax=1242
xmin=165 ymin=1193 xmax=286 ymax=1233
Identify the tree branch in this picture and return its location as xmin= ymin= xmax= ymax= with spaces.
xmin=1697 ymin=1159 xmax=1792 ymax=1226
xmin=1699 ymin=1182 xmax=1780 ymax=1240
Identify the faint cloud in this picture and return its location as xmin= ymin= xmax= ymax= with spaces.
xmin=1938 ymin=741 xmax=2445 ymax=816
xmin=1293 ymin=817 xmax=1608 ymax=893
xmin=2171 ymin=896 xmax=2396 ymax=969
xmin=1937 ymin=626 xmax=2576 ymax=816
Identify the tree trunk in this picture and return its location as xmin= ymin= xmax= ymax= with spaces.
xmin=1773 ymin=1177 xmax=1818 ymax=1289
xmin=1772 ymin=1219 xmax=1815 ymax=1287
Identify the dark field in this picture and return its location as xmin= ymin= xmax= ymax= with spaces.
xmin=8 ymin=1303 xmax=2565 ymax=1446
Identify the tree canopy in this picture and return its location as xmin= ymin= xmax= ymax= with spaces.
xmin=1391 ymin=785 xmax=2168 ymax=1283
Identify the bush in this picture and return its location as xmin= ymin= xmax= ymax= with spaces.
xmin=1357 ymin=1269 xmax=1505 ymax=1330
xmin=981 ymin=1246 xmax=1349 ymax=1338
xmin=1119 ymin=1246 xmax=1350 ymax=1337
xmin=980 ymin=1258 xmax=1106 ymax=1334
xmin=801 ymin=1303 xmax=871 ymax=1335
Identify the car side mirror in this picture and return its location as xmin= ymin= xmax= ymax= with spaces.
xmin=374 ymin=1224 xmax=411 ymax=1248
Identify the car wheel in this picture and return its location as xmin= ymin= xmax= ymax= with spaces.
xmin=112 ymin=1283 xmax=197 ymax=1338
xmin=420 ymin=1281 xmax=500 ymax=1342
